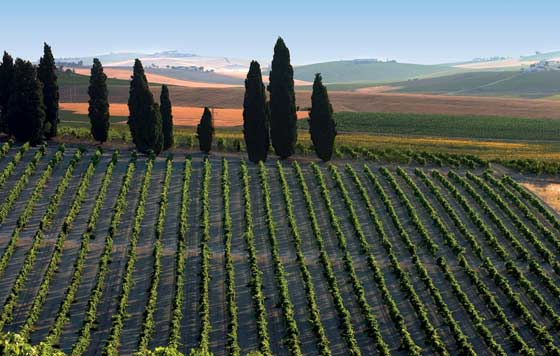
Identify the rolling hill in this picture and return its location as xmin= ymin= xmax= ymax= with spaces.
xmin=392 ymin=71 xmax=560 ymax=98
xmin=293 ymin=60 xmax=467 ymax=83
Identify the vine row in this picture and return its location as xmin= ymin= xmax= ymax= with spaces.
xmin=137 ymin=155 xmax=173 ymax=353
xmin=292 ymin=162 xmax=361 ymax=356
xmin=258 ymin=162 xmax=302 ymax=356
xmin=19 ymin=149 xmax=103 ymax=339
xmin=41 ymin=151 xmax=119 ymax=347
xmin=276 ymin=161 xmax=331 ymax=356
xmin=0 ymin=148 xmax=85 ymax=331
xmin=102 ymin=155 xmax=154 ymax=356
xmin=70 ymin=154 xmax=137 ymax=356
xmin=240 ymin=160 xmax=271 ymax=356
xmin=0 ymin=144 xmax=48 ymax=224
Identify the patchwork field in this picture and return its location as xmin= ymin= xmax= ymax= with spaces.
xmin=0 ymin=142 xmax=560 ymax=355
xmin=59 ymin=103 xmax=309 ymax=127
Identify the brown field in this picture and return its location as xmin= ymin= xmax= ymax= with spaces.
xmin=73 ymin=68 xmax=312 ymax=88
xmin=523 ymin=181 xmax=560 ymax=214
xmin=60 ymin=102 xmax=308 ymax=127
xmin=60 ymin=84 xmax=560 ymax=120
xmin=454 ymin=57 xmax=560 ymax=69
xmin=73 ymin=68 xmax=241 ymax=88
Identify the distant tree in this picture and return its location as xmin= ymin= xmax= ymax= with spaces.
xmin=160 ymin=85 xmax=174 ymax=150
xmin=197 ymin=107 xmax=214 ymax=153
xmin=309 ymin=74 xmax=336 ymax=161
xmin=38 ymin=43 xmax=59 ymax=139
xmin=0 ymin=52 xmax=14 ymax=133
xmin=88 ymin=58 xmax=110 ymax=143
xmin=127 ymin=59 xmax=163 ymax=153
xmin=7 ymin=59 xmax=45 ymax=144
xmin=243 ymin=61 xmax=269 ymax=163
xmin=268 ymin=37 xmax=297 ymax=159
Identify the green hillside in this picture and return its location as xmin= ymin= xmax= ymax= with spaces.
xmin=293 ymin=60 xmax=466 ymax=83
xmin=57 ymin=70 xmax=129 ymax=86
xmin=393 ymin=71 xmax=560 ymax=98
xmin=298 ymin=111 xmax=560 ymax=141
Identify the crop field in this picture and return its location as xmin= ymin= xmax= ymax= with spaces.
xmin=1 ymin=141 xmax=560 ymax=355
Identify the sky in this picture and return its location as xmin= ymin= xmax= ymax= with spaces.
xmin=1 ymin=0 xmax=559 ymax=65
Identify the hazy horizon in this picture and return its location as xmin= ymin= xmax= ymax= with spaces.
xmin=2 ymin=0 xmax=559 ymax=65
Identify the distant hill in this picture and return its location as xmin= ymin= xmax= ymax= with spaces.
xmin=392 ymin=70 xmax=560 ymax=98
xmin=57 ymin=51 xmax=250 ymax=73
xmin=520 ymin=51 xmax=560 ymax=61
xmin=145 ymin=68 xmax=242 ymax=85
xmin=293 ymin=60 xmax=467 ymax=83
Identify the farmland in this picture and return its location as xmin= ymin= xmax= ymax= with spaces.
xmin=1 ymin=141 xmax=560 ymax=355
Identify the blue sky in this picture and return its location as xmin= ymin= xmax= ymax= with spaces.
xmin=2 ymin=0 xmax=559 ymax=64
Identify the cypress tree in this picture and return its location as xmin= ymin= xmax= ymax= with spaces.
xmin=38 ymin=43 xmax=59 ymax=139
xmin=309 ymin=73 xmax=336 ymax=161
xmin=197 ymin=107 xmax=214 ymax=153
xmin=160 ymin=84 xmax=174 ymax=150
xmin=7 ymin=59 xmax=45 ymax=144
xmin=127 ymin=59 xmax=163 ymax=153
xmin=243 ymin=60 xmax=269 ymax=163
xmin=268 ymin=37 xmax=297 ymax=159
xmin=88 ymin=58 xmax=110 ymax=143
xmin=0 ymin=52 xmax=14 ymax=133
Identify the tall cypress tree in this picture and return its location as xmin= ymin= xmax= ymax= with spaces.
xmin=88 ymin=58 xmax=110 ymax=143
xmin=7 ymin=59 xmax=45 ymax=144
xmin=197 ymin=107 xmax=214 ymax=153
xmin=160 ymin=85 xmax=174 ymax=150
xmin=309 ymin=73 xmax=336 ymax=162
xmin=38 ymin=43 xmax=59 ymax=139
xmin=268 ymin=37 xmax=297 ymax=159
xmin=243 ymin=60 xmax=269 ymax=163
xmin=127 ymin=59 xmax=163 ymax=153
xmin=0 ymin=52 xmax=14 ymax=133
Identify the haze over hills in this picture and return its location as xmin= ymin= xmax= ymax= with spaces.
xmin=56 ymin=49 xmax=560 ymax=98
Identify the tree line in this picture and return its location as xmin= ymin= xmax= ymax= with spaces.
xmin=124 ymin=37 xmax=337 ymax=161
xmin=243 ymin=37 xmax=337 ymax=162
xmin=0 ymin=44 xmax=59 ymax=144
xmin=0 ymin=37 xmax=337 ymax=161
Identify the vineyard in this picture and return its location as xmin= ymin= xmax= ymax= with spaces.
xmin=1 ymin=141 xmax=560 ymax=356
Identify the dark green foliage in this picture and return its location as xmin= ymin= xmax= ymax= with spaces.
xmin=197 ymin=107 xmax=214 ymax=153
xmin=127 ymin=59 xmax=163 ymax=153
xmin=7 ymin=59 xmax=45 ymax=144
xmin=268 ymin=37 xmax=297 ymax=159
xmin=0 ymin=52 xmax=14 ymax=133
xmin=243 ymin=61 xmax=269 ymax=163
xmin=160 ymin=85 xmax=174 ymax=150
xmin=309 ymin=74 xmax=336 ymax=161
xmin=88 ymin=59 xmax=110 ymax=143
xmin=38 ymin=43 xmax=59 ymax=139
